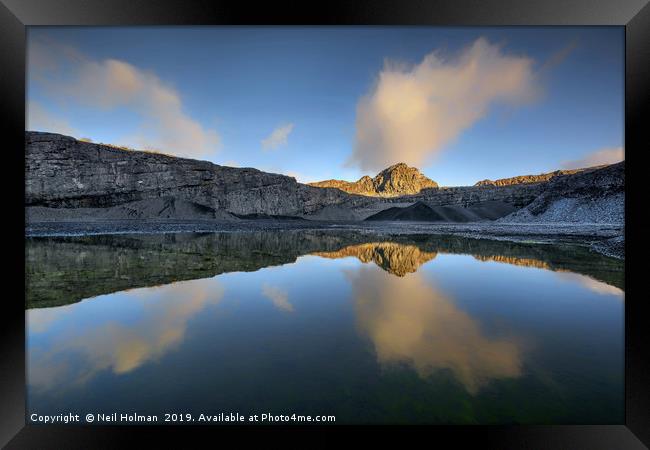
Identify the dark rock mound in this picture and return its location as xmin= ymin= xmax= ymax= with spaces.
xmin=365 ymin=200 xmax=518 ymax=222
xmin=465 ymin=200 xmax=519 ymax=220
xmin=232 ymin=213 xmax=306 ymax=221
xmin=365 ymin=202 xmax=446 ymax=221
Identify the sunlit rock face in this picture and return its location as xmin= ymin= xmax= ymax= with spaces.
xmin=349 ymin=268 xmax=523 ymax=393
xmin=309 ymin=162 xmax=439 ymax=197
xmin=313 ymin=242 xmax=437 ymax=276
xmin=475 ymin=168 xmax=587 ymax=187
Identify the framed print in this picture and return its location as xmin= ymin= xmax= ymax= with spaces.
xmin=1 ymin=0 xmax=648 ymax=448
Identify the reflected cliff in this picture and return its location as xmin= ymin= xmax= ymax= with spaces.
xmin=26 ymin=231 xmax=623 ymax=309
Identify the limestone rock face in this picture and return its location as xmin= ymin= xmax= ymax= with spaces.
xmin=25 ymin=131 xmax=623 ymax=223
xmin=25 ymin=132 xmax=537 ymax=219
xmin=25 ymin=132 xmax=351 ymax=216
xmin=309 ymin=162 xmax=438 ymax=197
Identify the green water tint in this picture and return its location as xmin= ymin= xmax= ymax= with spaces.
xmin=26 ymin=231 xmax=624 ymax=424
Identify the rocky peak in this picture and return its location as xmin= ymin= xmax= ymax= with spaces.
xmin=308 ymin=162 xmax=438 ymax=197
xmin=372 ymin=162 xmax=438 ymax=196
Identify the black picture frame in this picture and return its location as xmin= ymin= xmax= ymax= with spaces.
xmin=1 ymin=0 xmax=647 ymax=448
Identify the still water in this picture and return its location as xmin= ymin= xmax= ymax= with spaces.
xmin=26 ymin=231 xmax=624 ymax=424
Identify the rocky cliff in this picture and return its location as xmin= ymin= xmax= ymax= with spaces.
xmin=500 ymin=161 xmax=624 ymax=223
xmin=25 ymin=131 xmax=352 ymax=216
xmin=308 ymin=162 xmax=438 ymax=197
xmin=474 ymin=168 xmax=589 ymax=187
xmin=25 ymin=132 xmax=624 ymax=223
xmin=25 ymin=132 xmax=539 ymax=220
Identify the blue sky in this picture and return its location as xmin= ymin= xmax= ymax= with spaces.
xmin=27 ymin=27 xmax=624 ymax=186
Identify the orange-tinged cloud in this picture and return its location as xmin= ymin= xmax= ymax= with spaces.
xmin=349 ymin=38 xmax=539 ymax=172
xmin=26 ymin=100 xmax=78 ymax=137
xmin=561 ymin=147 xmax=624 ymax=170
xmin=28 ymin=39 xmax=220 ymax=159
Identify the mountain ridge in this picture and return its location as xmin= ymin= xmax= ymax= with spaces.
xmin=25 ymin=131 xmax=624 ymax=225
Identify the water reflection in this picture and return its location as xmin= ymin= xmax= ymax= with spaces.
xmin=26 ymin=231 xmax=624 ymax=423
xmin=554 ymin=271 xmax=624 ymax=297
xmin=350 ymin=267 xmax=522 ymax=393
xmin=261 ymin=284 xmax=294 ymax=312
xmin=314 ymin=242 xmax=437 ymax=276
xmin=29 ymin=278 xmax=223 ymax=391
xmin=26 ymin=231 xmax=624 ymax=309
xmin=473 ymin=254 xmax=551 ymax=269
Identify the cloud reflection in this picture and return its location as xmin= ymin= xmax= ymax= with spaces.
xmin=262 ymin=284 xmax=294 ymax=312
xmin=555 ymin=272 xmax=624 ymax=298
xmin=349 ymin=267 xmax=522 ymax=393
xmin=28 ymin=278 xmax=223 ymax=391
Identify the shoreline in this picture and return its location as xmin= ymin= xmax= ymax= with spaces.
xmin=25 ymin=220 xmax=625 ymax=260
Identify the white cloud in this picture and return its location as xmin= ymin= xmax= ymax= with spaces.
xmin=26 ymin=100 xmax=78 ymax=136
xmin=261 ymin=123 xmax=294 ymax=150
xmin=349 ymin=37 xmax=539 ymax=172
xmin=561 ymin=147 xmax=624 ymax=169
xmin=28 ymin=38 xmax=220 ymax=159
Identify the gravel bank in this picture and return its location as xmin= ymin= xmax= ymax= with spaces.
xmin=501 ymin=193 xmax=624 ymax=224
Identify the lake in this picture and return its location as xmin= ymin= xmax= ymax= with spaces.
xmin=26 ymin=231 xmax=624 ymax=424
